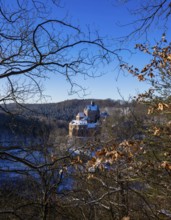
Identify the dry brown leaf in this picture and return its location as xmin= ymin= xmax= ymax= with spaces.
xmin=148 ymin=107 xmax=154 ymax=114
xmin=148 ymin=72 xmax=154 ymax=78
xmin=138 ymin=74 xmax=145 ymax=81
xmin=122 ymin=216 xmax=130 ymax=220
xmin=158 ymin=103 xmax=164 ymax=111
xmin=161 ymin=161 xmax=171 ymax=170
xmin=153 ymin=127 xmax=161 ymax=136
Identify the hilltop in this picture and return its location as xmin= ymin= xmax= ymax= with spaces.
xmin=1 ymin=99 xmax=129 ymax=121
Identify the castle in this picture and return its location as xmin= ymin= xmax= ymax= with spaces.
xmin=69 ymin=101 xmax=101 ymax=137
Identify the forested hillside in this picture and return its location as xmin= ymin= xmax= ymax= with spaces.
xmin=0 ymin=99 xmax=129 ymax=145
xmin=2 ymin=99 xmax=126 ymax=119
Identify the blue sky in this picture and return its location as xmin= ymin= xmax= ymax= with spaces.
xmin=43 ymin=0 xmax=171 ymax=102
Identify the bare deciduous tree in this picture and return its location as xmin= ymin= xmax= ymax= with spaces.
xmin=0 ymin=0 xmax=121 ymax=106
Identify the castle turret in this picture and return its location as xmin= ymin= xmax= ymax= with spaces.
xmin=84 ymin=101 xmax=100 ymax=123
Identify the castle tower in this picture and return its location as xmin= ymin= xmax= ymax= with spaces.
xmin=84 ymin=101 xmax=100 ymax=123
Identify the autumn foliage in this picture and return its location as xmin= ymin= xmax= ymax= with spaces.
xmin=80 ymin=36 xmax=171 ymax=219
